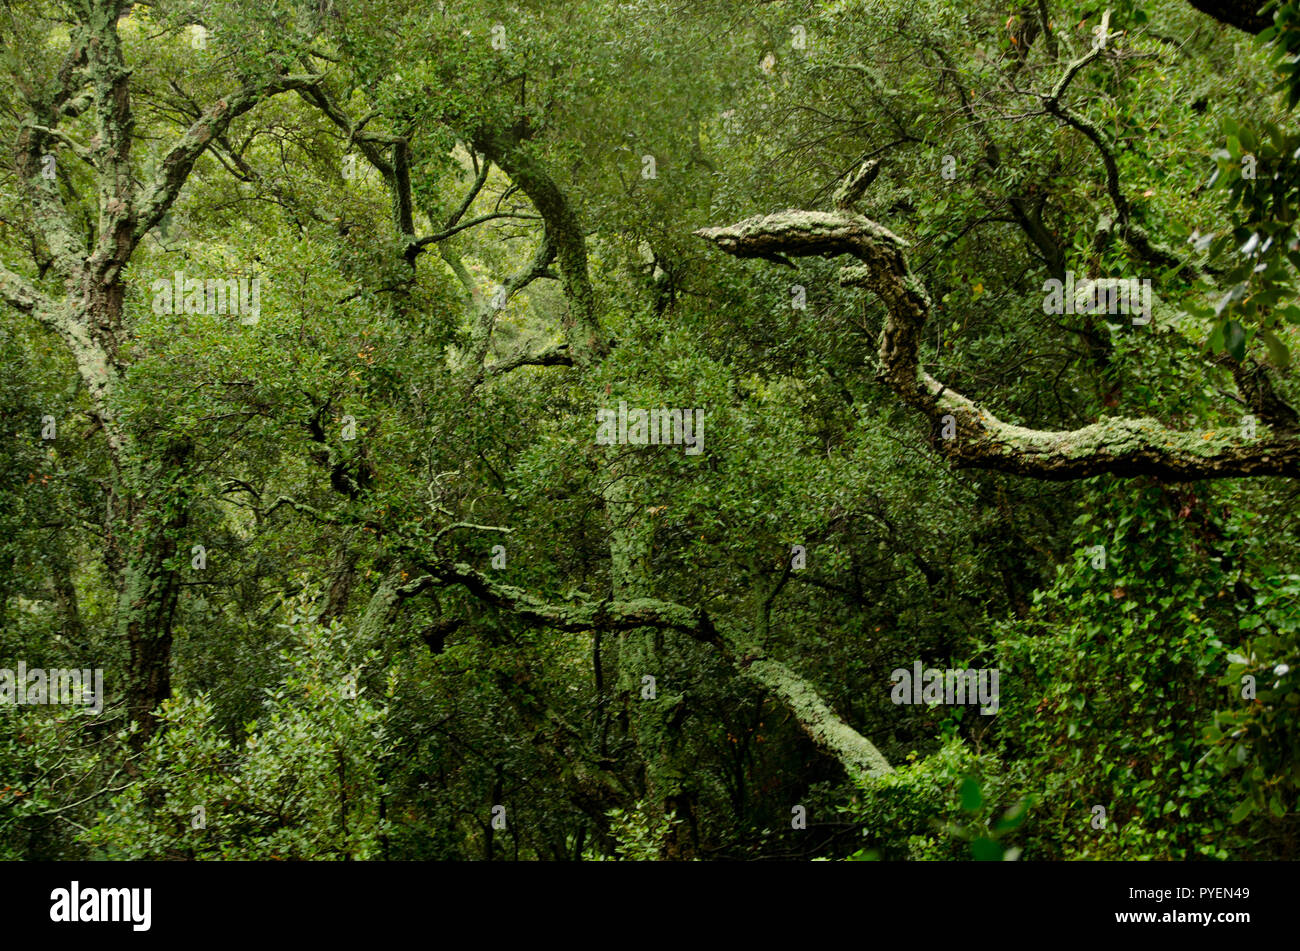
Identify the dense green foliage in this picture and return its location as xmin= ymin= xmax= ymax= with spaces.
xmin=1 ymin=0 xmax=1298 ymax=860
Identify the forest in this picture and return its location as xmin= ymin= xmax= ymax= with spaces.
xmin=1 ymin=0 xmax=1299 ymax=862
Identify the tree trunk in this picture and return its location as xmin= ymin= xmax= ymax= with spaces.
xmin=116 ymin=434 xmax=192 ymax=742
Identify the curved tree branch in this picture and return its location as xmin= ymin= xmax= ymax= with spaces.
xmin=697 ymin=209 xmax=1300 ymax=479
xmin=414 ymin=557 xmax=894 ymax=782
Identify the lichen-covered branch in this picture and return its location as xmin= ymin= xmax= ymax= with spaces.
xmin=742 ymin=656 xmax=893 ymax=780
xmin=470 ymin=126 xmax=609 ymax=363
xmin=0 ymin=264 xmax=43 ymax=314
xmin=134 ymin=73 xmax=324 ymax=247
xmin=417 ymin=557 xmax=893 ymax=782
xmin=482 ymin=342 xmax=573 ymax=382
xmin=697 ymin=209 xmax=1300 ymax=480
xmin=420 ymin=559 xmax=717 ymax=638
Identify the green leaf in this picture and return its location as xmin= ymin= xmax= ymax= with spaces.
xmin=1224 ymin=320 xmax=1247 ymax=362
xmin=960 ymin=777 xmax=983 ymax=812
xmin=1260 ymin=329 xmax=1291 ymax=367
xmin=993 ymin=801 xmax=1029 ymax=833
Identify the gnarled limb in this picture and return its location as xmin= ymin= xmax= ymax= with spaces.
xmin=415 ymin=557 xmax=894 ymax=783
xmin=470 ymin=126 xmax=609 ymax=363
xmin=134 ymin=72 xmax=325 ymax=248
xmin=482 ymin=342 xmax=573 ymax=381
xmin=464 ymin=231 xmax=559 ymax=382
xmin=696 ymin=209 xmax=1300 ymax=480
xmin=743 ymin=655 xmax=894 ymax=780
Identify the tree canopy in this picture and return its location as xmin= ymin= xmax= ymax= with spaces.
xmin=2 ymin=0 xmax=1299 ymax=861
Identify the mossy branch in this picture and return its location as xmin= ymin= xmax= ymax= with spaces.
xmin=697 ymin=209 xmax=1300 ymax=480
